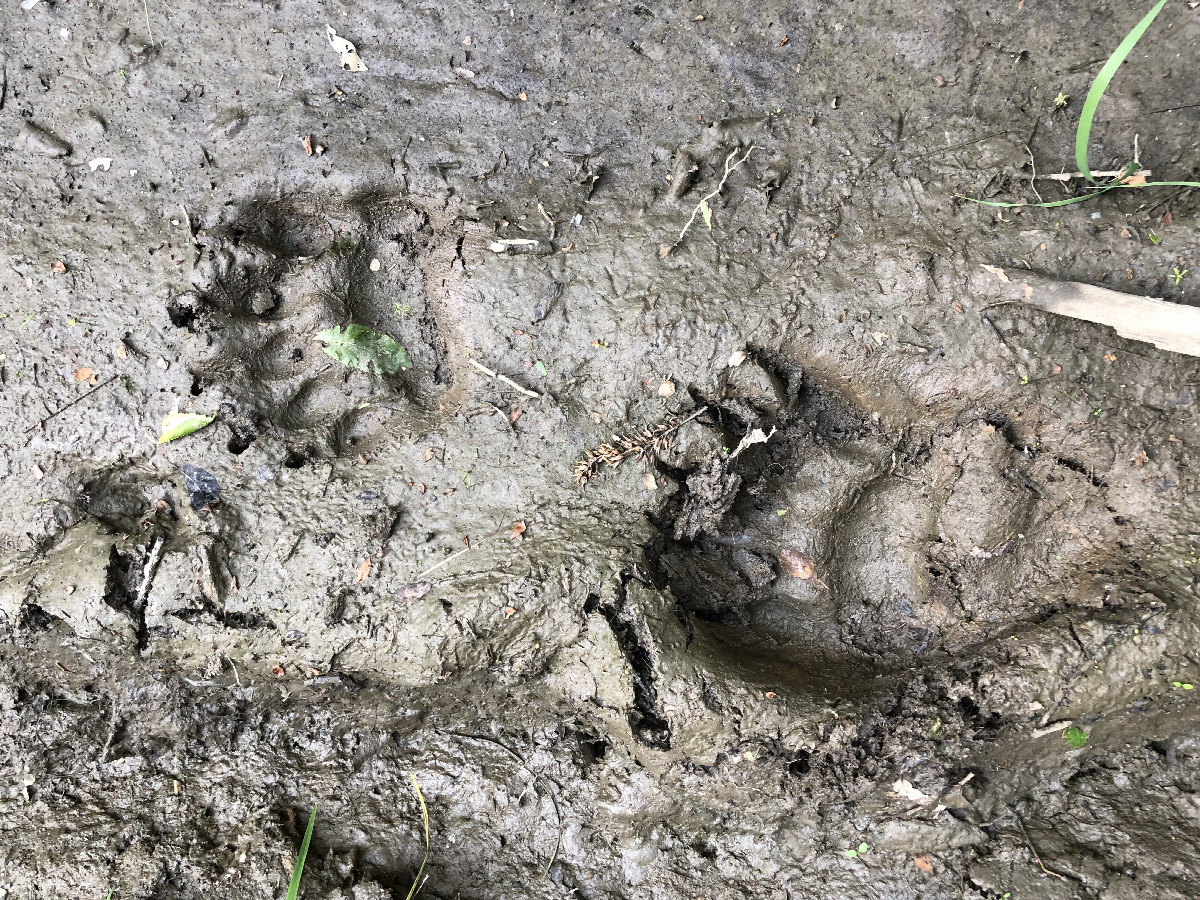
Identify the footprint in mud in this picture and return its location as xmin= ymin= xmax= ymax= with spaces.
xmin=169 ymin=193 xmax=463 ymax=461
xmin=651 ymin=364 xmax=1062 ymax=694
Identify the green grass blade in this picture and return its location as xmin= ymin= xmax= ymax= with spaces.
xmin=286 ymin=806 xmax=318 ymax=900
xmin=404 ymin=772 xmax=430 ymax=900
xmin=1075 ymin=0 xmax=1168 ymax=181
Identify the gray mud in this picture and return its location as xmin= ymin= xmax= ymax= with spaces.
xmin=2 ymin=2 xmax=1200 ymax=898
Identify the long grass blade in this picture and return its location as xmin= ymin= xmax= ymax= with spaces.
xmin=404 ymin=772 xmax=431 ymax=900
xmin=286 ymin=806 xmax=318 ymax=900
xmin=1075 ymin=0 xmax=1168 ymax=181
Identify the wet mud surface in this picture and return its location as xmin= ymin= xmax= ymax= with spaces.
xmin=2 ymin=2 xmax=1200 ymax=898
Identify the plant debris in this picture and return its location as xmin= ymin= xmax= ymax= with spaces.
xmin=574 ymin=406 xmax=709 ymax=484
xmin=316 ymin=325 xmax=412 ymax=375
xmin=327 ymin=26 xmax=367 ymax=72
xmin=158 ymin=412 xmax=216 ymax=444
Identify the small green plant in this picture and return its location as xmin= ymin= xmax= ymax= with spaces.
xmin=965 ymin=0 xmax=1200 ymax=209
xmin=844 ymin=842 xmax=869 ymax=859
xmin=1172 ymin=681 xmax=1194 ymax=690
xmin=1172 ymin=266 xmax=1188 ymax=285
xmin=286 ymin=805 xmax=317 ymax=900
xmin=1149 ymin=231 xmax=1162 ymax=245
xmin=317 ymin=325 xmax=412 ymax=375
xmin=1063 ymin=725 xmax=1089 ymax=749
xmin=393 ymin=302 xmax=411 ymax=317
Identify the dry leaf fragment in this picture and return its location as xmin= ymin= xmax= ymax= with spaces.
xmin=765 ymin=691 xmax=777 ymax=699
xmin=113 ymin=342 xmax=128 ymax=360
xmin=1050 ymin=363 xmax=1062 ymax=375
xmin=74 ymin=367 xmax=93 ymax=382
xmin=31 ymin=465 xmax=44 ymax=480
xmin=327 ymin=25 xmax=368 ymax=72
xmin=728 ymin=349 xmax=747 ymax=367
xmin=424 ymin=448 xmax=435 ymax=462
xmin=302 ymin=134 xmax=314 ymax=156
xmin=503 ymin=606 xmax=516 ymax=618
xmin=509 ymin=408 xmax=523 ymax=424
xmin=1131 ymin=450 xmax=1148 ymax=467
xmin=980 ymin=264 xmax=1010 ymax=283
xmin=658 ymin=380 xmax=676 ymax=397
xmin=951 ymin=300 xmax=964 ymax=313
xmin=51 ymin=260 xmax=67 ymax=274
xmin=658 ymin=245 xmax=672 ymax=258
xmin=1104 ymin=353 xmax=1117 ymax=363
xmin=355 ymin=557 xmax=372 ymax=584
xmin=1168 ymin=434 xmax=1182 ymax=444
xmin=892 ymin=779 xmax=935 ymax=805
xmin=510 ymin=521 xmax=527 ymax=540
xmin=271 ymin=664 xmax=286 ymax=677
xmin=417 ymin=483 xmax=426 ymax=493
xmin=643 ymin=473 xmax=658 ymax=490
xmin=454 ymin=67 xmax=475 ymax=79
xmin=914 ymin=855 xmax=934 ymax=874
xmin=398 ymin=581 xmax=432 ymax=601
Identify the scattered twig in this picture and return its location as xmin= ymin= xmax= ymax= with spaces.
xmin=574 ymin=406 xmax=709 ymax=484
xmin=135 ymin=536 xmax=166 ymax=609
xmin=469 ymin=359 xmax=541 ymax=399
xmin=1038 ymin=168 xmax=1151 ymax=181
xmin=26 ymin=374 xmax=119 ymax=432
xmin=442 ymin=730 xmax=563 ymax=878
xmin=1006 ymin=805 xmax=1067 ymax=880
xmin=413 ymin=544 xmax=476 ymax=581
xmin=1024 ymin=145 xmax=1044 ymax=204
xmin=669 ymin=146 xmax=757 ymax=252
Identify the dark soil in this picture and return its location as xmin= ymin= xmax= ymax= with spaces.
xmin=2 ymin=2 xmax=1200 ymax=899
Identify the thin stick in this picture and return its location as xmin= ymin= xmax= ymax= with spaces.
xmin=443 ymin=730 xmax=563 ymax=878
xmin=469 ymin=359 xmax=541 ymax=399
xmin=1008 ymin=806 xmax=1065 ymax=880
xmin=26 ymin=374 xmax=119 ymax=432
xmin=142 ymin=0 xmax=153 ymax=42
xmin=1024 ymin=145 xmax=1044 ymax=204
xmin=673 ymin=145 xmax=757 ymax=249
xmin=412 ymin=544 xmax=475 ymax=581
xmin=1039 ymin=168 xmax=1151 ymax=181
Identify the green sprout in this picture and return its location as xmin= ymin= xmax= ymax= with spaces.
xmin=1172 ymin=681 xmax=1194 ymax=690
xmin=286 ymin=806 xmax=317 ymax=900
xmin=1149 ymin=231 xmax=1162 ymax=245
xmin=963 ymin=1 xmax=1200 ymax=209
xmin=844 ymin=842 xmax=869 ymax=859
xmin=1063 ymin=725 xmax=1089 ymax=749
xmin=1172 ymin=267 xmax=1188 ymax=286
xmin=1054 ymin=91 xmax=1069 ymax=109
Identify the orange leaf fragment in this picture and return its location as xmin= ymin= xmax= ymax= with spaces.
xmin=510 ymin=521 xmax=527 ymax=540
xmin=914 ymin=855 xmax=933 ymax=873
xmin=74 ymin=367 xmax=93 ymax=382
xmin=355 ymin=557 xmax=372 ymax=584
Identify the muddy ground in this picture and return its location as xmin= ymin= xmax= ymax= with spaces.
xmin=2 ymin=1 xmax=1200 ymax=898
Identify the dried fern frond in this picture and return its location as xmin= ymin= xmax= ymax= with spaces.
xmin=574 ymin=406 xmax=709 ymax=484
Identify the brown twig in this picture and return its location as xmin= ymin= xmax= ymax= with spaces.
xmin=574 ymin=406 xmax=709 ymax=484
xmin=26 ymin=375 xmax=119 ymax=432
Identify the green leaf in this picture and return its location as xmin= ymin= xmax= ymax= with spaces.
xmin=317 ymin=325 xmax=412 ymax=375
xmin=1063 ymin=725 xmax=1089 ymax=749
xmin=699 ymin=199 xmax=713 ymax=231
xmin=286 ymin=806 xmax=317 ymax=900
xmin=844 ymin=849 xmax=858 ymax=858
xmin=535 ymin=360 xmax=548 ymax=377
xmin=158 ymin=412 xmax=215 ymax=444
xmin=1076 ymin=0 xmax=1168 ymax=182
xmin=858 ymin=843 xmax=869 ymax=853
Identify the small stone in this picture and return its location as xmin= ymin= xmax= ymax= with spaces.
xmin=22 ymin=121 xmax=72 ymax=157
xmin=728 ymin=349 xmax=747 ymax=367
xmin=658 ymin=380 xmax=676 ymax=397
xmin=156 ymin=357 xmax=170 ymax=370
xmin=643 ymin=473 xmax=658 ymax=490
xmin=51 ymin=260 xmax=67 ymax=274
xmin=370 ymin=258 xmax=381 ymax=272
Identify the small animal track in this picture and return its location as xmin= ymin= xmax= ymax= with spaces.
xmin=170 ymin=192 xmax=464 ymax=461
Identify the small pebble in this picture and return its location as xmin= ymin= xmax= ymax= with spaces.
xmin=370 ymin=258 xmax=381 ymax=272
xmin=658 ymin=380 xmax=676 ymax=397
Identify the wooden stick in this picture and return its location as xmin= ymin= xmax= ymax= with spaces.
xmin=469 ymin=359 xmax=541 ymax=399
xmin=979 ymin=265 xmax=1200 ymax=357
xmin=26 ymin=374 xmax=119 ymax=432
